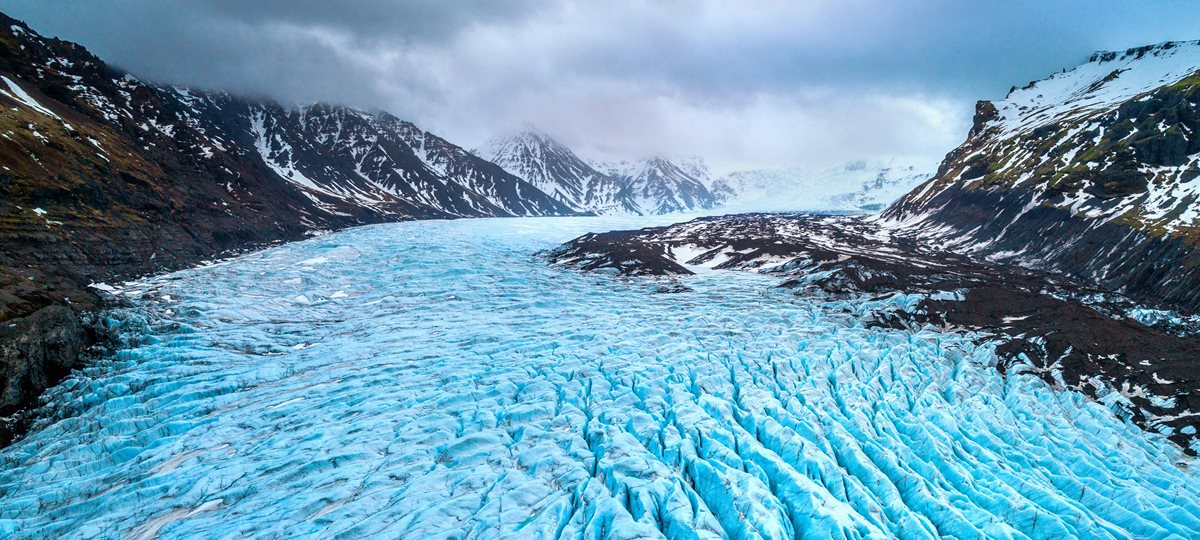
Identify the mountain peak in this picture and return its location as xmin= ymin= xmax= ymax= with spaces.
xmin=1088 ymin=39 xmax=1200 ymax=64
xmin=595 ymin=156 xmax=717 ymax=215
xmin=478 ymin=126 xmax=569 ymax=159
xmin=476 ymin=128 xmax=642 ymax=214
xmin=478 ymin=134 xmax=725 ymax=215
xmin=996 ymin=39 xmax=1200 ymax=133
xmin=884 ymin=37 xmax=1200 ymax=311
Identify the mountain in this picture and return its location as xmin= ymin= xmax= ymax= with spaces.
xmin=478 ymin=130 xmax=723 ymax=216
xmin=676 ymin=155 xmax=713 ymax=185
xmin=711 ymin=160 xmax=932 ymax=213
xmin=475 ymin=129 xmax=637 ymax=214
xmin=0 ymin=13 xmax=575 ymax=428
xmin=593 ymin=156 xmax=719 ymax=214
xmin=883 ymin=40 xmax=1200 ymax=311
xmin=244 ymin=104 xmax=577 ymax=221
xmin=0 ymin=13 xmax=575 ymax=284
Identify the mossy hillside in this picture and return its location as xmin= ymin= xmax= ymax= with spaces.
xmin=0 ymin=87 xmax=179 ymax=232
xmin=928 ymin=75 xmax=1200 ymax=241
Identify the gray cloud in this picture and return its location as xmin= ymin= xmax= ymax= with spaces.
xmin=3 ymin=0 xmax=1198 ymax=171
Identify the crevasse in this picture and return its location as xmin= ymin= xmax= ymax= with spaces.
xmin=0 ymin=217 xmax=1196 ymax=539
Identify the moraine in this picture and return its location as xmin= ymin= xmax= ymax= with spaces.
xmin=1 ymin=217 xmax=1198 ymax=539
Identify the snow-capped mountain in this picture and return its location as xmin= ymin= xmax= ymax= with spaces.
xmin=711 ymin=160 xmax=932 ymax=213
xmin=676 ymin=155 xmax=713 ymax=184
xmin=0 ymin=12 xmax=578 ymax=420
xmin=475 ymin=129 xmax=637 ymax=214
xmin=884 ymin=40 xmax=1200 ymax=310
xmin=592 ymin=156 xmax=719 ymax=215
xmin=479 ymin=129 xmax=723 ymax=216
xmin=246 ymin=105 xmax=575 ymax=220
xmin=0 ymin=12 xmax=577 ymax=281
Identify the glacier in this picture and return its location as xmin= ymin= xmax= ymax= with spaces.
xmin=0 ymin=216 xmax=1197 ymax=539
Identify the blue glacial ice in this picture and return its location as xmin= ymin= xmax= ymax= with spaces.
xmin=0 ymin=216 xmax=1198 ymax=539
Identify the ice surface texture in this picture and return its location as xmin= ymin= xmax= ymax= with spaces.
xmin=0 ymin=217 xmax=1197 ymax=539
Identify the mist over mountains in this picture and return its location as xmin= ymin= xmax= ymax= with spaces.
xmin=3 ymin=6 xmax=1200 ymax=539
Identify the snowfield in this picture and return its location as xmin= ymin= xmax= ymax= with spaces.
xmin=0 ymin=217 xmax=1197 ymax=539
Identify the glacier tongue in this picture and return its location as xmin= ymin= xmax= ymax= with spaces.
xmin=0 ymin=217 xmax=1197 ymax=539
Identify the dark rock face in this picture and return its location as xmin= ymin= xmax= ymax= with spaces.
xmin=887 ymin=183 xmax=1200 ymax=311
xmin=0 ymin=305 xmax=89 ymax=444
xmin=0 ymin=12 xmax=577 ymax=437
xmin=549 ymin=213 xmax=1200 ymax=454
xmin=544 ymin=225 xmax=694 ymax=276
xmin=882 ymin=42 xmax=1200 ymax=313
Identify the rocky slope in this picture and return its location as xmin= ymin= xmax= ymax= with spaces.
xmin=475 ymin=129 xmax=638 ymax=214
xmin=883 ymin=41 xmax=1200 ymax=312
xmin=711 ymin=160 xmax=932 ymax=213
xmin=0 ymin=12 xmax=575 ymax=436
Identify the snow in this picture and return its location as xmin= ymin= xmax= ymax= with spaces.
xmin=477 ymin=129 xmax=640 ymax=215
xmin=591 ymin=156 xmax=715 ymax=215
xmin=87 ymin=282 xmax=118 ymax=293
xmin=481 ymin=132 xmax=726 ymax=217
xmin=0 ymin=217 xmax=1197 ymax=538
xmin=882 ymin=41 xmax=1200 ymax=242
xmin=995 ymin=41 xmax=1200 ymax=137
xmin=667 ymin=243 xmax=732 ymax=271
xmin=0 ymin=75 xmax=64 ymax=122
xmin=713 ymin=159 xmax=934 ymax=214
xmin=250 ymin=109 xmax=329 ymax=195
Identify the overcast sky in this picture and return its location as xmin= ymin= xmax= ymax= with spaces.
xmin=3 ymin=1 xmax=1198 ymax=171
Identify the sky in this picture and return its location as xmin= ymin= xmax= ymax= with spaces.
xmin=3 ymin=0 xmax=1198 ymax=172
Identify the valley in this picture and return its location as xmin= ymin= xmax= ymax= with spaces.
xmin=1 ymin=6 xmax=1199 ymax=539
xmin=2 ymin=217 xmax=1197 ymax=538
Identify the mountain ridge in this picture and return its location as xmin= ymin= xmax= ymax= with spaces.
xmin=475 ymin=129 xmax=637 ymax=214
xmin=479 ymin=128 xmax=723 ymax=215
xmin=0 ymin=12 xmax=580 ymax=432
xmin=882 ymin=38 xmax=1200 ymax=311
xmin=592 ymin=155 xmax=719 ymax=215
